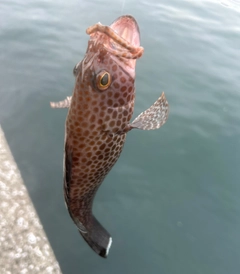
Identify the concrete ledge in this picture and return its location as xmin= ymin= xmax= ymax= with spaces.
xmin=0 ymin=126 xmax=62 ymax=274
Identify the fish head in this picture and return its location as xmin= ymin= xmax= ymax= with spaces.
xmin=83 ymin=15 xmax=142 ymax=83
xmin=72 ymin=16 xmax=144 ymax=133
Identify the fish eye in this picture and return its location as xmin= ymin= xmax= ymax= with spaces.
xmin=96 ymin=71 xmax=111 ymax=91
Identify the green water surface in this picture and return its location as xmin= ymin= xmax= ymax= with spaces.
xmin=1 ymin=0 xmax=240 ymax=273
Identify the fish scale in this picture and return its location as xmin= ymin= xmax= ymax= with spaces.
xmin=50 ymin=15 xmax=169 ymax=258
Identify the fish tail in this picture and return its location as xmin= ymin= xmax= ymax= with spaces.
xmin=79 ymin=215 xmax=112 ymax=258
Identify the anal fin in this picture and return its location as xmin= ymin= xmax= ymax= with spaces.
xmin=50 ymin=96 xmax=72 ymax=108
xmin=130 ymin=92 xmax=169 ymax=130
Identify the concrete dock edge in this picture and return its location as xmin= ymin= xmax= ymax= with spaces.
xmin=0 ymin=126 xmax=62 ymax=274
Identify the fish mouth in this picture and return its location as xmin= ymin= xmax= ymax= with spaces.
xmin=86 ymin=15 xmax=142 ymax=71
xmin=110 ymin=15 xmax=140 ymax=48
xmin=109 ymin=15 xmax=142 ymax=70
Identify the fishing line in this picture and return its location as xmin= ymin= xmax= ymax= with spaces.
xmin=121 ymin=0 xmax=126 ymax=13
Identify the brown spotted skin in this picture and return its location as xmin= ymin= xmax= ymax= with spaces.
xmin=50 ymin=15 xmax=169 ymax=258
xmin=65 ymin=50 xmax=135 ymax=225
xmin=64 ymin=15 xmax=142 ymax=258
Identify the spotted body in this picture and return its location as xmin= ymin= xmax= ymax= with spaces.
xmin=51 ymin=15 xmax=169 ymax=258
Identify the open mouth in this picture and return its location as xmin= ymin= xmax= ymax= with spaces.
xmin=86 ymin=15 xmax=143 ymax=61
xmin=110 ymin=15 xmax=141 ymax=48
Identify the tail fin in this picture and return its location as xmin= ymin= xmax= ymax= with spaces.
xmin=79 ymin=215 xmax=112 ymax=258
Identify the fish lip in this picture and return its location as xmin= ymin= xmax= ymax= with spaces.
xmin=109 ymin=15 xmax=141 ymax=48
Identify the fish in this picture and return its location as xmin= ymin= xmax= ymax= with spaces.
xmin=50 ymin=15 xmax=169 ymax=258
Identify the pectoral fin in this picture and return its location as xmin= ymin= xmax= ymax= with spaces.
xmin=73 ymin=61 xmax=81 ymax=77
xmin=130 ymin=92 xmax=169 ymax=130
xmin=50 ymin=96 xmax=72 ymax=108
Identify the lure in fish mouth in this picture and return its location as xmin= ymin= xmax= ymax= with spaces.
xmin=50 ymin=15 xmax=169 ymax=258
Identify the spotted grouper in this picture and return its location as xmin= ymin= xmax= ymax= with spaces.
xmin=50 ymin=15 xmax=169 ymax=258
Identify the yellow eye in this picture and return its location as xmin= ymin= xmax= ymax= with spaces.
xmin=97 ymin=71 xmax=111 ymax=91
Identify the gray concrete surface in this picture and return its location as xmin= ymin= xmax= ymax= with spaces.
xmin=0 ymin=126 xmax=62 ymax=274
